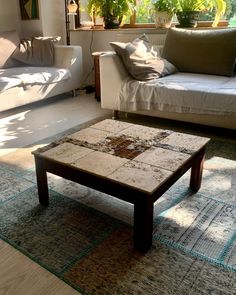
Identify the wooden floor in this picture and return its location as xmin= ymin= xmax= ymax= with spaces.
xmin=0 ymin=92 xmax=112 ymax=295
xmin=0 ymin=240 xmax=79 ymax=295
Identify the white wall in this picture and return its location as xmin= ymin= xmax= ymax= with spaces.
xmin=40 ymin=0 xmax=65 ymax=42
xmin=0 ymin=0 xmax=21 ymax=32
xmin=20 ymin=0 xmax=57 ymax=38
xmin=0 ymin=0 xmax=66 ymax=41
xmin=19 ymin=0 xmax=43 ymax=37
xmin=0 ymin=0 xmax=43 ymax=37
xmin=70 ymin=29 xmax=167 ymax=87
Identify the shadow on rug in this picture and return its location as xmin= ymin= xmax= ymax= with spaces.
xmin=0 ymin=134 xmax=236 ymax=294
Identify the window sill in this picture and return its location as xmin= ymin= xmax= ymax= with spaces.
xmin=73 ymin=20 xmax=229 ymax=31
xmin=122 ymin=20 xmax=229 ymax=29
xmin=196 ymin=20 xmax=229 ymax=28
xmin=73 ymin=27 xmax=168 ymax=33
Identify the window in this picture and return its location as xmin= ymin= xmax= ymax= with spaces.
xmin=75 ymin=0 xmax=236 ymax=28
xmin=125 ymin=0 xmax=236 ymax=27
xmin=123 ymin=0 xmax=155 ymax=25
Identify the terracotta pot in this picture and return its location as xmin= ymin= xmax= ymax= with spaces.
xmin=155 ymin=11 xmax=173 ymax=28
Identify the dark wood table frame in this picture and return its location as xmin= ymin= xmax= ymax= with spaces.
xmin=33 ymin=146 xmax=205 ymax=253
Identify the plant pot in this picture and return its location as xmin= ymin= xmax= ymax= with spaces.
xmin=104 ymin=16 xmax=120 ymax=29
xmin=176 ymin=11 xmax=200 ymax=28
xmin=154 ymin=11 xmax=173 ymax=28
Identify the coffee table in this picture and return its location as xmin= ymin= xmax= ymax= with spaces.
xmin=32 ymin=119 xmax=210 ymax=253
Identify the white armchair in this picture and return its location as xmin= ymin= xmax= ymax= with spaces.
xmin=0 ymin=42 xmax=83 ymax=112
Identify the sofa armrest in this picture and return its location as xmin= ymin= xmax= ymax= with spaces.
xmin=100 ymin=52 xmax=129 ymax=109
xmin=54 ymin=45 xmax=83 ymax=89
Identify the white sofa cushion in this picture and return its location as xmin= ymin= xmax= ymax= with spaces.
xmin=0 ymin=67 xmax=71 ymax=92
xmin=118 ymin=73 xmax=236 ymax=115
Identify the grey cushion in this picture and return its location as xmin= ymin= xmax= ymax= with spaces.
xmin=0 ymin=30 xmax=20 ymax=68
xmin=12 ymin=38 xmax=54 ymax=66
xmin=110 ymin=34 xmax=177 ymax=81
xmin=162 ymin=28 xmax=236 ymax=77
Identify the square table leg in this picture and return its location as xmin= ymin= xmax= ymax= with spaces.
xmin=190 ymin=147 xmax=205 ymax=192
xmin=133 ymin=198 xmax=154 ymax=253
xmin=34 ymin=157 xmax=49 ymax=206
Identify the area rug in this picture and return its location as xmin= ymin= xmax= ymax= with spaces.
xmin=0 ymin=125 xmax=236 ymax=294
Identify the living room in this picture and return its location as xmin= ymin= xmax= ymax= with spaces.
xmin=0 ymin=0 xmax=236 ymax=294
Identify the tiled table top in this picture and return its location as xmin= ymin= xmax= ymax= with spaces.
xmin=35 ymin=119 xmax=210 ymax=194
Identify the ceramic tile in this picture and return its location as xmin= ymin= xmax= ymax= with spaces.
xmin=42 ymin=143 xmax=93 ymax=164
xmin=97 ymin=135 xmax=149 ymax=159
xmin=159 ymin=133 xmax=210 ymax=152
xmin=117 ymin=125 xmax=167 ymax=141
xmin=91 ymin=119 xmax=132 ymax=133
xmin=108 ymin=161 xmax=172 ymax=193
xmin=134 ymin=147 xmax=190 ymax=171
xmin=71 ymin=151 xmax=129 ymax=177
xmin=67 ymin=128 xmax=112 ymax=144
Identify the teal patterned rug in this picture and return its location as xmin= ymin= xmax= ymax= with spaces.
xmin=0 ymin=134 xmax=236 ymax=294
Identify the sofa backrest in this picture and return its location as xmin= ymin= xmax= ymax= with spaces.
xmin=162 ymin=28 xmax=236 ymax=77
xmin=0 ymin=30 xmax=20 ymax=69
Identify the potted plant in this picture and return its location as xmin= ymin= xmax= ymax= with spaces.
xmin=175 ymin=0 xmax=204 ymax=27
xmin=176 ymin=0 xmax=226 ymax=27
xmin=206 ymin=0 xmax=227 ymax=26
xmin=153 ymin=0 xmax=177 ymax=28
xmin=87 ymin=0 xmax=135 ymax=29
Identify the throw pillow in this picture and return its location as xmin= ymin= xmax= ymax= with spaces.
xmin=0 ymin=30 xmax=21 ymax=69
xmin=110 ymin=34 xmax=177 ymax=81
xmin=12 ymin=37 xmax=55 ymax=66
xmin=162 ymin=28 xmax=236 ymax=77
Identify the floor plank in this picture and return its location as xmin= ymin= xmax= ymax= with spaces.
xmin=0 ymin=240 xmax=80 ymax=295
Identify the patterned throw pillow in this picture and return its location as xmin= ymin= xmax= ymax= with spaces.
xmin=110 ymin=34 xmax=177 ymax=81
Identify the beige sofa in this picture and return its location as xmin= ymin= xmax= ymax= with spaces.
xmin=0 ymin=30 xmax=83 ymax=112
xmin=100 ymin=28 xmax=236 ymax=130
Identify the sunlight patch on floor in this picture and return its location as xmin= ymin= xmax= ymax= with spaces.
xmin=0 ymin=93 xmax=112 ymax=150
xmin=0 ymin=148 xmax=18 ymax=157
xmin=205 ymin=156 xmax=236 ymax=170
xmin=0 ymin=110 xmax=31 ymax=148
